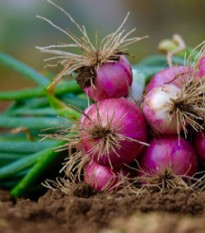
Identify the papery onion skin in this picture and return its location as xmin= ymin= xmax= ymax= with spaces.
xmin=138 ymin=137 xmax=198 ymax=177
xmin=143 ymin=84 xmax=181 ymax=135
xmin=84 ymin=55 xmax=133 ymax=101
xmin=145 ymin=66 xmax=192 ymax=93
xmin=194 ymin=131 xmax=205 ymax=164
xmin=84 ymin=161 xmax=130 ymax=191
xmin=80 ymin=98 xmax=147 ymax=167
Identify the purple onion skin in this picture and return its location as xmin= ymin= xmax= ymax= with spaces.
xmin=84 ymin=161 xmax=130 ymax=192
xmin=199 ymin=56 xmax=205 ymax=78
xmin=138 ymin=137 xmax=198 ymax=177
xmin=194 ymin=131 xmax=205 ymax=164
xmin=80 ymin=98 xmax=147 ymax=167
xmin=84 ymin=55 xmax=132 ymax=101
xmin=146 ymin=66 xmax=192 ymax=93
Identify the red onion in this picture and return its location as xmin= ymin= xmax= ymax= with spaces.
xmin=84 ymin=161 xmax=130 ymax=191
xmin=80 ymin=98 xmax=147 ymax=167
xmin=143 ymin=84 xmax=181 ymax=135
xmin=37 ymin=2 xmax=143 ymax=101
xmin=138 ymin=137 xmax=198 ymax=177
xmin=145 ymin=66 xmax=192 ymax=93
xmin=84 ymin=55 xmax=132 ymax=101
xmin=143 ymin=74 xmax=205 ymax=136
xmin=146 ymin=55 xmax=205 ymax=95
xmin=194 ymin=131 xmax=205 ymax=164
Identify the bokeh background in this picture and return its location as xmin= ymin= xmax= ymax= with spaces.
xmin=0 ymin=0 xmax=205 ymax=110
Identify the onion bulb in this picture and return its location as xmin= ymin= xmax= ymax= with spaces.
xmin=37 ymin=1 xmax=145 ymax=101
xmin=143 ymin=77 xmax=205 ymax=136
xmin=80 ymin=98 xmax=147 ymax=167
xmin=84 ymin=161 xmax=131 ymax=192
xmin=83 ymin=55 xmax=133 ymax=101
xmin=145 ymin=66 xmax=192 ymax=93
xmin=138 ymin=137 xmax=198 ymax=177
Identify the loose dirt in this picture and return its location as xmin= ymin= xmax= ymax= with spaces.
xmin=0 ymin=185 xmax=205 ymax=233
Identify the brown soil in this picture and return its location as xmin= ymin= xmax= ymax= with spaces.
xmin=1 ymin=185 xmax=205 ymax=233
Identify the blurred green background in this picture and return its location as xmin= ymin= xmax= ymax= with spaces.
xmin=0 ymin=0 xmax=205 ymax=110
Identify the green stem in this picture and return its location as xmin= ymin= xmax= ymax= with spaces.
xmin=0 ymin=115 xmax=72 ymax=130
xmin=0 ymin=88 xmax=45 ymax=101
xmin=0 ymin=152 xmax=30 ymax=159
xmin=20 ymin=98 xmax=49 ymax=109
xmin=0 ymin=180 xmax=21 ymax=189
xmin=11 ymin=140 xmax=66 ymax=197
xmin=61 ymin=94 xmax=88 ymax=110
xmin=0 ymin=152 xmax=42 ymax=180
xmin=0 ymin=139 xmax=58 ymax=153
xmin=0 ymin=80 xmax=82 ymax=101
xmin=0 ymin=169 xmax=31 ymax=189
xmin=47 ymin=94 xmax=82 ymax=121
xmin=0 ymin=51 xmax=49 ymax=86
xmin=6 ymin=97 xmax=87 ymax=116
xmin=4 ymin=99 xmax=49 ymax=116
xmin=6 ymin=107 xmax=56 ymax=116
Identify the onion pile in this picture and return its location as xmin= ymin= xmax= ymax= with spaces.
xmin=78 ymin=49 xmax=205 ymax=192
xmin=39 ymin=1 xmax=205 ymax=193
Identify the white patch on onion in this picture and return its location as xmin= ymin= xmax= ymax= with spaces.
xmin=143 ymin=84 xmax=181 ymax=135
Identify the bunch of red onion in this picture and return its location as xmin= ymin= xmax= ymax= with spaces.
xmin=79 ymin=53 xmax=205 ymax=192
xmin=38 ymin=1 xmax=205 ymax=193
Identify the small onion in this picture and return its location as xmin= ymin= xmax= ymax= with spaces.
xmin=138 ymin=137 xmax=198 ymax=177
xmin=84 ymin=55 xmax=133 ymax=101
xmin=84 ymin=161 xmax=130 ymax=191
xmin=80 ymin=98 xmax=147 ymax=167
xmin=143 ymin=84 xmax=181 ymax=135
xmin=145 ymin=66 xmax=192 ymax=93
xmin=194 ymin=131 xmax=205 ymax=164
xmin=143 ymin=71 xmax=205 ymax=136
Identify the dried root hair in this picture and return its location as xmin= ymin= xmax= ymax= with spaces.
xmin=39 ymin=120 xmax=81 ymax=151
xmin=101 ymin=164 xmax=205 ymax=197
xmin=41 ymin=128 xmax=142 ymax=197
xmin=42 ymin=150 xmax=91 ymax=195
xmin=139 ymin=170 xmax=190 ymax=194
xmin=40 ymin=107 xmax=149 ymax=196
xmin=190 ymin=171 xmax=205 ymax=191
xmin=42 ymin=166 xmax=205 ymax=198
xmin=171 ymin=77 xmax=205 ymax=138
xmin=36 ymin=0 xmax=147 ymax=88
xmin=165 ymin=41 xmax=205 ymax=138
xmin=122 ymin=161 xmax=197 ymax=195
xmin=43 ymin=150 xmax=139 ymax=197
